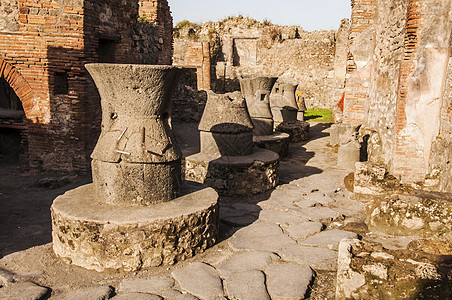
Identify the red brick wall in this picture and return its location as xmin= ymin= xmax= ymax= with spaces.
xmin=0 ymin=0 xmax=173 ymax=171
xmin=343 ymin=0 xmax=376 ymax=124
xmin=174 ymin=40 xmax=211 ymax=90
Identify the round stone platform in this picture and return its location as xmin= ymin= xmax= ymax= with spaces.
xmin=276 ymin=121 xmax=310 ymax=143
xmin=184 ymin=148 xmax=279 ymax=196
xmin=253 ymin=132 xmax=290 ymax=158
xmin=51 ymin=183 xmax=218 ymax=272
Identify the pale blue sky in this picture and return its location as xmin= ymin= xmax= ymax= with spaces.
xmin=169 ymin=0 xmax=351 ymax=31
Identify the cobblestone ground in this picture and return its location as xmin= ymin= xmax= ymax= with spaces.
xmin=0 ymin=122 xmax=367 ymax=299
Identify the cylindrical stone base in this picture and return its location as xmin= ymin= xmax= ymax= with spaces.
xmin=51 ymin=184 xmax=218 ymax=272
xmin=200 ymin=131 xmax=253 ymax=156
xmin=92 ymin=159 xmax=181 ymax=206
xmin=184 ymin=148 xmax=279 ymax=196
xmin=253 ymin=132 xmax=290 ymax=158
xmin=251 ymin=117 xmax=274 ymax=136
xmin=275 ymin=121 xmax=310 ymax=142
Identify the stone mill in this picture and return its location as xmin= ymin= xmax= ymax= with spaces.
xmin=184 ymin=91 xmax=279 ymax=196
xmin=270 ymin=79 xmax=310 ymax=143
xmin=51 ymin=64 xmax=219 ymax=272
xmin=240 ymin=76 xmax=290 ymax=158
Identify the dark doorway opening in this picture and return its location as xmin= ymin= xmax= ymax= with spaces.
xmin=0 ymin=77 xmax=27 ymax=161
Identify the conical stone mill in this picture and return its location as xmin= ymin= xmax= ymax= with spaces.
xmin=51 ymin=64 xmax=219 ymax=272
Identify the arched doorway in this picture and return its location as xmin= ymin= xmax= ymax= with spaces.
xmin=0 ymin=76 xmax=27 ymax=161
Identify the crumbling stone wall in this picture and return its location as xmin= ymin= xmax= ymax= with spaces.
xmin=173 ymin=17 xmax=348 ymax=109
xmin=343 ymin=0 xmax=452 ymax=188
xmin=0 ymin=0 xmax=172 ymax=171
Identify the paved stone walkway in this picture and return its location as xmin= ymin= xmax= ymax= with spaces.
xmin=0 ymin=123 xmax=367 ymax=299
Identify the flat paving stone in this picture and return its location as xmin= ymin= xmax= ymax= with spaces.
xmin=160 ymin=289 xmax=183 ymax=298
xmin=224 ymin=270 xmax=270 ymax=300
xmin=173 ymin=294 xmax=199 ymax=300
xmin=112 ymin=293 xmax=162 ymax=300
xmin=283 ymin=221 xmax=323 ymax=239
xmin=276 ymin=184 xmax=310 ymax=195
xmin=265 ymin=262 xmax=314 ymax=300
xmin=258 ymin=209 xmax=308 ymax=225
xmin=62 ymin=285 xmax=114 ymax=300
xmin=279 ymin=245 xmax=339 ymax=271
xmin=302 ymin=193 xmax=335 ymax=205
xmin=216 ymin=250 xmax=280 ymax=277
xmin=293 ymin=198 xmax=319 ymax=208
xmin=0 ymin=282 xmax=49 ymax=300
xmin=296 ymin=207 xmax=344 ymax=223
xmin=119 ymin=276 xmax=174 ymax=294
xmin=171 ymin=262 xmax=223 ymax=299
xmin=229 ymin=221 xmax=296 ymax=252
xmin=300 ymin=229 xmax=358 ymax=250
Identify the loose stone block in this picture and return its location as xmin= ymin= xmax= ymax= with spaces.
xmin=300 ymin=229 xmax=358 ymax=250
xmin=337 ymin=141 xmax=360 ymax=170
xmin=52 ymin=184 xmax=219 ymax=272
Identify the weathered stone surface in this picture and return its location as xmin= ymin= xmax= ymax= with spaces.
xmin=216 ymin=251 xmax=280 ymax=277
xmin=283 ymin=221 xmax=323 ymax=239
xmin=295 ymin=207 xmax=344 ymax=223
xmin=336 ymin=239 xmax=365 ymax=300
xmin=279 ymin=245 xmax=338 ymax=271
xmin=337 ymin=141 xmax=360 ymax=170
xmin=92 ymin=159 xmax=181 ymax=206
xmin=52 ymin=184 xmax=219 ymax=272
xmin=198 ymin=91 xmax=254 ymax=157
xmin=253 ymin=132 xmax=290 ymax=158
xmin=0 ymin=282 xmax=49 ymax=300
xmin=62 ymin=286 xmax=114 ymax=300
xmin=219 ymin=206 xmax=257 ymax=227
xmin=276 ymin=120 xmax=310 ymax=142
xmin=171 ymin=262 xmax=224 ymax=299
xmin=353 ymin=162 xmax=387 ymax=195
xmin=224 ymin=270 xmax=270 ymax=300
xmin=199 ymin=91 xmax=253 ymax=133
xmin=160 ymin=289 xmax=183 ymax=299
xmin=86 ymin=64 xmax=183 ymax=205
xmin=240 ymin=77 xmax=277 ymax=136
xmin=184 ymin=148 xmax=279 ymax=196
xmin=300 ymin=229 xmax=358 ymax=250
xmin=258 ymin=209 xmax=308 ymax=225
xmin=229 ymin=221 xmax=296 ymax=252
xmin=173 ymin=294 xmax=199 ymax=300
xmin=367 ymin=193 xmax=452 ymax=238
xmin=301 ymin=192 xmax=335 ymax=205
xmin=112 ymin=293 xmax=162 ymax=300
xmin=270 ymin=81 xmax=299 ymax=123
xmin=0 ymin=268 xmax=15 ymax=287
xmin=119 ymin=276 xmax=174 ymax=294
xmin=265 ymin=263 xmax=314 ymax=300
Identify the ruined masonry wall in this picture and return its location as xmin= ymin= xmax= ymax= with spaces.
xmin=0 ymin=0 xmax=172 ymax=171
xmin=365 ymin=0 xmax=408 ymax=166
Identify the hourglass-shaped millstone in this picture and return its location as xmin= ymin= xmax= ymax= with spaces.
xmin=198 ymin=91 xmax=254 ymax=156
xmin=270 ymin=81 xmax=299 ymax=123
xmin=239 ymin=76 xmax=277 ymax=136
xmin=85 ymin=64 xmax=182 ymax=206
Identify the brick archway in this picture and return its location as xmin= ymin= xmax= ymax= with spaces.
xmin=0 ymin=59 xmax=35 ymax=120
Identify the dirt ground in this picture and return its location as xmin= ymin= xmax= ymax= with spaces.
xmin=0 ymin=122 xmax=341 ymax=299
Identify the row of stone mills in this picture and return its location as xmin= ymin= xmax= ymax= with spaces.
xmin=50 ymin=64 xmax=309 ymax=272
xmin=184 ymin=75 xmax=310 ymax=196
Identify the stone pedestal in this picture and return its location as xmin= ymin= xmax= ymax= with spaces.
xmin=276 ymin=121 xmax=310 ymax=143
xmin=51 ymin=64 xmax=219 ymax=272
xmin=52 ymin=184 xmax=218 ymax=272
xmin=184 ymin=91 xmax=279 ymax=196
xmin=253 ymin=132 xmax=290 ymax=158
xmin=184 ymin=148 xmax=279 ymax=196
xmin=270 ymin=80 xmax=299 ymax=125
